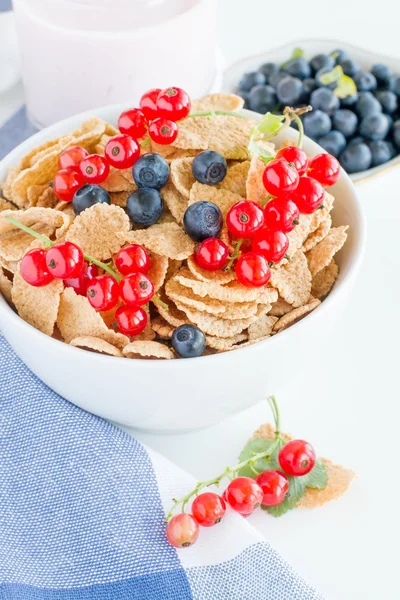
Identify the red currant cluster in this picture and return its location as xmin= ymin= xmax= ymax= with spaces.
xmin=53 ymin=87 xmax=191 ymax=202
xmin=19 ymin=236 xmax=157 ymax=337
xmin=166 ymin=436 xmax=316 ymax=548
xmin=194 ymin=149 xmax=340 ymax=288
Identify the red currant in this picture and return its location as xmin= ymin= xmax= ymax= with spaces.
xmin=58 ymin=146 xmax=89 ymax=171
xmin=118 ymin=108 xmax=147 ymax=139
xmin=115 ymin=304 xmax=147 ymax=336
xmin=148 ymin=118 xmax=178 ymax=145
xmin=120 ymin=273 xmax=154 ymax=306
xmin=192 ymin=492 xmax=226 ymax=527
xmin=226 ymin=201 xmax=265 ymax=239
xmin=156 ymin=87 xmax=191 ymax=121
xmin=86 ymin=275 xmax=120 ymax=311
xmin=140 ymin=88 xmax=161 ymax=121
xmin=54 ymin=169 xmax=85 ymax=202
xmin=225 ymin=477 xmax=263 ymax=516
xmin=276 ymin=146 xmax=309 ymax=176
xmin=263 ymin=197 xmax=300 ymax=233
xmin=262 ymin=158 xmax=299 ymax=196
xmin=293 ymin=176 xmax=324 ymax=214
xmin=308 ymin=153 xmax=340 ymax=187
xmin=45 ymin=241 xmax=84 ymax=279
xmin=195 ymin=238 xmax=229 ymax=271
xmin=115 ymin=244 xmax=150 ymax=276
xmin=105 ymin=134 xmax=140 ymax=169
xmin=255 ymin=470 xmax=289 ymax=507
xmin=252 ymin=229 xmax=289 ymax=264
xmin=20 ymin=249 xmax=54 ymax=287
xmin=166 ymin=513 xmax=199 ymax=548
xmin=278 ymin=440 xmax=316 ymax=476
xmin=79 ymin=154 xmax=110 ymax=184
xmin=235 ymin=252 xmax=271 ymax=288
xmin=65 ymin=261 xmax=99 ymax=296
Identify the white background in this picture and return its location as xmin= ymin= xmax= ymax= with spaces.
xmin=2 ymin=2 xmax=400 ymax=598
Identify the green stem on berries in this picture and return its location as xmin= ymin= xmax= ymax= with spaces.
xmin=140 ymin=137 xmax=150 ymax=149
xmin=3 ymin=214 xmax=121 ymax=282
xmin=3 ymin=215 xmax=53 ymax=248
xmin=151 ymin=294 xmax=169 ymax=312
xmin=226 ymin=238 xmax=243 ymax=271
xmin=291 ymin=112 xmax=304 ymax=148
xmin=165 ymin=396 xmax=284 ymax=522
xmin=188 ymin=110 xmax=253 ymax=121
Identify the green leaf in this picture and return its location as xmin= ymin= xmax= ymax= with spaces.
xmin=334 ymin=74 xmax=357 ymax=99
xmin=248 ymin=139 xmax=275 ymax=164
xmin=303 ymin=459 xmax=328 ymax=489
xmin=280 ymin=47 xmax=304 ymax=69
xmin=262 ymin=474 xmax=307 ymax=517
xmin=319 ymin=65 xmax=343 ymax=86
xmin=255 ymin=112 xmax=285 ymax=135
xmin=237 ymin=437 xmax=283 ymax=477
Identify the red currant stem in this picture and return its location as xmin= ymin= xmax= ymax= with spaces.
xmin=226 ymin=238 xmax=243 ymax=271
xmin=291 ymin=112 xmax=304 ymax=148
xmin=267 ymin=395 xmax=281 ymax=435
xmin=140 ymin=137 xmax=150 ymax=149
xmin=187 ymin=110 xmax=254 ymax=121
xmin=151 ymin=294 xmax=169 ymax=311
xmin=3 ymin=214 xmax=121 ymax=282
xmin=3 ymin=215 xmax=52 ymax=248
xmin=260 ymin=194 xmax=274 ymax=208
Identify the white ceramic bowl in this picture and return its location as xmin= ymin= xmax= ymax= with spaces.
xmin=0 ymin=104 xmax=366 ymax=432
xmin=222 ymin=39 xmax=400 ymax=184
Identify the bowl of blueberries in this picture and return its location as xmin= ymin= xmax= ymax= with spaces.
xmin=223 ymin=39 xmax=400 ymax=182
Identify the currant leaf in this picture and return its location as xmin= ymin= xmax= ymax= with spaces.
xmin=255 ymin=112 xmax=285 ymax=135
xmin=334 ymin=74 xmax=357 ymax=99
xmin=237 ymin=437 xmax=284 ymax=477
xmin=319 ymin=65 xmax=343 ymax=86
xmin=262 ymin=474 xmax=307 ymax=517
xmin=280 ymin=47 xmax=304 ymax=69
xmin=303 ymin=459 xmax=328 ymax=489
xmin=248 ymin=139 xmax=276 ymax=164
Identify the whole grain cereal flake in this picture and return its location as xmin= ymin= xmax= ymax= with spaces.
xmin=311 ymin=259 xmax=339 ymax=299
xmin=306 ymin=226 xmax=348 ymax=277
xmin=273 ymin=298 xmax=321 ymax=332
xmin=270 ymin=250 xmax=311 ymax=308
xmin=123 ymin=341 xmax=174 ymax=360
xmin=119 ymin=222 xmax=195 ymax=261
xmin=70 ymin=336 xmax=123 ymax=357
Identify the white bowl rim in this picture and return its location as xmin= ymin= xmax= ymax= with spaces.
xmin=0 ymin=103 xmax=367 ymax=369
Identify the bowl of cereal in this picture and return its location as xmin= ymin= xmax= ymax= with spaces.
xmin=0 ymin=93 xmax=365 ymax=432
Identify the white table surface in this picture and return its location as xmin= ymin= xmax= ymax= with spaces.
xmin=2 ymin=3 xmax=399 ymax=597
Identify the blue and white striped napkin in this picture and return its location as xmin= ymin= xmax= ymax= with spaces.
xmin=0 ymin=335 xmax=323 ymax=599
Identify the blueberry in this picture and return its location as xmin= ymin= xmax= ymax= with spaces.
xmin=183 ymin=201 xmax=222 ymax=242
xmin=331 ymin=48 xmax=348 ymax=64
xmin=384 ymin=113 xmax=393 ymax=129
xmin=303 ymin=110 xmax=332 ymax=139
xmin=391 ymin=74 xmax=400 ymax=97
xmin=392 ymin=120 xmax=400 ymax=149
xmin=368 ymin=140 xmax=395 ymax=166
xmin=132 ymin=153 xmax=169 ymax=190
xmin=303 ymin=78 xmax=317 ymax=95
xmin=353 ymin=71 xmax=377 ymax=92
xmin=340 ymin=142 xmax=372 ymax=173
xmin=340 ymin=93 xmax=358 ymax=107
xmin=239 ymin=71 xmax=266 ymax=92
xmin=171 ymin=324 xmax=206 ymax=358
xmin=284 ymin=57 xmax=311 ymax=80
xmin=332 ymin=109 xmax=358 ymax=137
xmin=237 ymin=91 xmax=250 ymax=108
xmin=310 ymin=87 xmax=340 ymax=114
xmin=72 ymin=184 xmax=110 ymax=216
xmin=268 ymin=71 xmax=288 ymax=89
xmin=276 ymin=76 xmax=304 ymax=104
xmin=374 ymin=90 xmax=397 ymax=114
xmin=340 ymin=59 xmax=360 ymax=77
xmin=248 ymin=84 xmax=277 ymax=113
xmin=315 ymin=67 xmax=337 ymax=90
xmin=310 ymin=54 xmax=335 ymax=74
xmin=370 ymin=63 xmax=392 ymax=86
xmin=259 ymin=62 xmax=279 ymax=80
xmin=347 ymin=136 xmax=365 ymax=147
xmin=356 ymin=91 xmax=382 ymax=118
xmin=126 ymin=188 xmax=163 ymax=227
xmin=192 ymin=150 xmax=227 ymax=185
xmin=359 ymin=113 xmax=390 ymax=141
xmin=317 ymin=130 xmax=346 ymax=158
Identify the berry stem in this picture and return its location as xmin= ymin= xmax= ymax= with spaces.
xmin=165 ymin=396 xmax=283 ymax=522
xmin=3 ymin=215 xmax=121 ymax=282
xmin=151 ymin=294 xmax=169 ymax=311
xmin=140 ymin=137 xmax=150 ymax=149
xmin=188 ymin=110 xmax=254 ymax=121
xmin=226 ymin=238 xmax=243 ymax=271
